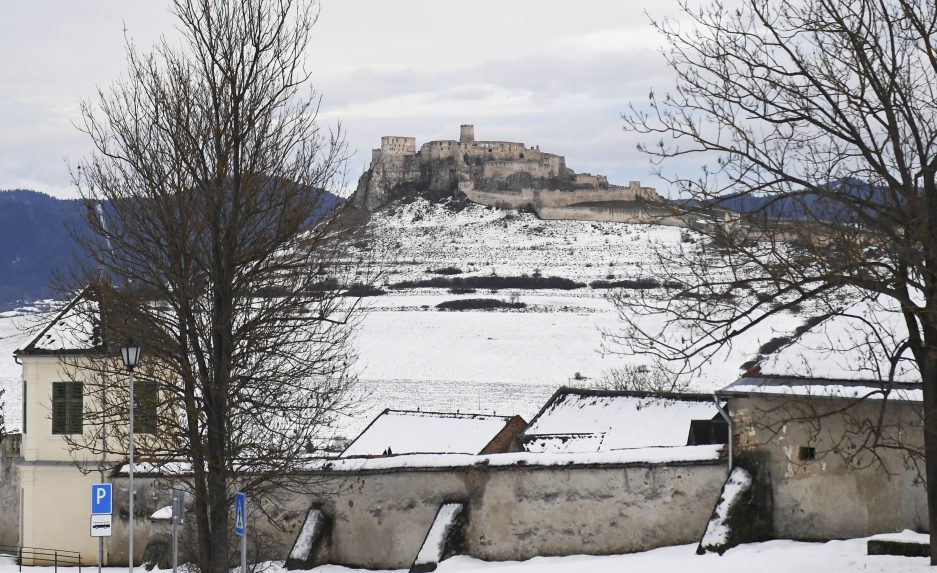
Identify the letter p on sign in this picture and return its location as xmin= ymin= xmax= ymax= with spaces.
xmin=91 ymin=483 xmax=113 ymax=515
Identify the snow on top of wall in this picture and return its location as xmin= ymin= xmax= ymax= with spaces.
xmin=118 ymin=444 xmax=725 ymax=475
xmin=340 ymin=409 xmax=512 ymax=457
xmin=721 ymin=377 xmax=922 ymax=402
xmin=523 ymin=391 xmax=721 ymax=453
xmin=758 ymin=295 xmax=918 ymax=383
xmin=326 ymin=444 xmax=723 ymax=471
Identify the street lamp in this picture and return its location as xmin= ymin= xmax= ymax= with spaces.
xmin=120 ymin=339 xmax=141 ymax=572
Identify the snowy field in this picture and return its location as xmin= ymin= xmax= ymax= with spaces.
xmin=0 ymin=202 xmax=821 ymax=438
xmin=302 ymin=534 xmax=931 ymax=573
xmin=0 ymin=290 xmax=808 ymax=440
xmin=0 ymin=532 xmax=930 ymax=573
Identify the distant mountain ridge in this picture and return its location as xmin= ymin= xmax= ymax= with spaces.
xmin=0 ymin=190 xmax=89 ymax=310
xmin=0 ymin=188 xmax=344 ymax=311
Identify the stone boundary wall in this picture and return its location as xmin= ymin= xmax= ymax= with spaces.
xmin=536 ymin=205 xmax=687 ymax=227
xmin=294 ymin=459 xmax=727 ymax=569
xmin=728 ymin=394 xmax=929 ymax=540
xmin=462 ymin=185 xmax=661 ymax=211
xmin=105 ymin=458 xmax=726 ymax=569
xmin=0 ymin=435 xmax=22 ymax=546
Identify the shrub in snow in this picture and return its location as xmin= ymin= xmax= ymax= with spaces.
xmin=436 ymin=298 xmax=526 ymax=311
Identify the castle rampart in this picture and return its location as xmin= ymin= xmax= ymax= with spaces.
xmin=381 ymin=136 xmax=416 ymax=156
xmin=354 ymin=125 xmax=662 ymax=216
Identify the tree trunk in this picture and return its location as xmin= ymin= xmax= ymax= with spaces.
xmin=923 ymin=350 xmax=937 ymax=565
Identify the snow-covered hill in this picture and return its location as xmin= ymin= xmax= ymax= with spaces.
xmin=366 ymin=198 xmax=692 ymax=285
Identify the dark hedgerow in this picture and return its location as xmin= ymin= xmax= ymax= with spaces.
xmin=428 ymin=266 xmax=463 ymax=275
xmin=589 ymin=278 xmax=682 ymax=289
xmin=448 ymin=287 xmax=477 ymax=295
xmin=392 ymin=275 xmax=586 ymax=290
xmin=436 ymin=298 xmax=527 ymax=311
xmin=342 ymin=283 xmax=386 ymax=297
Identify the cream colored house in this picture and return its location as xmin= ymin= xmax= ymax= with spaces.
xmin=7 ymin=294 xmax=150 ymax=565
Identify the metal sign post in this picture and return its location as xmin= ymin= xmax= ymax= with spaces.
xmin=171 ymin=490 xmax=185 ymax=573
xmin=91 ymin=484 xmax=113 ymax=573
xmin=234 ymin=492 xmax=246 ymax=573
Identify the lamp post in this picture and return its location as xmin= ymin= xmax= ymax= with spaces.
xmin=120 ymin=339 xmax=141 ymax=572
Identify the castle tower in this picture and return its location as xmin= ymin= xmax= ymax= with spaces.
xmin=460 ymin=124 xmax=475 ymax=143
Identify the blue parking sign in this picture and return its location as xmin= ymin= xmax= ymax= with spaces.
xmin=234 ymin=492 xmax=246 ymax=536
xmin=91 ymin=483 xmax=112 ymax=515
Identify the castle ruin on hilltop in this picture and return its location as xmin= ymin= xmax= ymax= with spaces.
xmin=352 ymin=125 xmax=676 ymax=224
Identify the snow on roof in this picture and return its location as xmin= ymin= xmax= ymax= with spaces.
xmin=340 ymin=409 xmax=515 ymax=457
xmin=756 ymin=295 xmax=918 ymax=383
xmin=522 ymin=388 xmax=723 ymax=453
xmin=719 ymin=376 xmax=923 ymax=403
xmin=17 ymin=292 xmax=102 ymax=355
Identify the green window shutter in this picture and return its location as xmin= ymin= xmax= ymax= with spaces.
xmin=52 ymin=382 xmax=83 ymax=434
xmin=52 ymin=382 xmax=66 ymax=434
xmin=67 ymin=382 xmax=83 ymax=434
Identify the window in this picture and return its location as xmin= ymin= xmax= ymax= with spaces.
xmin=52 ymin=382 xmax=83 ymax=434
xmin=798 ymin=446 xmax=816 ymax=462
xmin=134 ymin=380 xmax=158 ymax=434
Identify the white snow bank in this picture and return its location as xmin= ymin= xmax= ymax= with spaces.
xmin=414 ymin=503 xmax=464 ymax=567
xmin=700 ymin=467 xmax=752 ymax=550
xmin=150 ymin=505 xmax=173 ymax=520
xmin=259 ymin=531 xmax=932 ymax=572
xmin=289 ymin=509 xmax=326 ymax=561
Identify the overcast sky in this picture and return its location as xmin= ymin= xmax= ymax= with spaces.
xmin=0 ymin=1 xmax=685 ymax=199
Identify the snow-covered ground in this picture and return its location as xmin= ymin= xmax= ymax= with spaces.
xmin=2 ymin=532 xmax=925 ymax=573
xmin=367 ymin=199 xmax=693 ymax=285
xmin=304 ymin=531 xmax=932 ymax=572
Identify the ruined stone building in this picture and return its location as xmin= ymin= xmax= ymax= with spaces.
xmin=352 ymin=125 xmax=665 ymax=221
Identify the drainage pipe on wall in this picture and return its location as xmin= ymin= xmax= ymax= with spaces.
xmin=712 ymin=393 xmax=733 ymax=470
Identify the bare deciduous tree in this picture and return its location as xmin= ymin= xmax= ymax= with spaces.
xmin=614 ymin=0 xmax=937 ymax=560
xmin=63 ymin=1 xmax=373 ymax=571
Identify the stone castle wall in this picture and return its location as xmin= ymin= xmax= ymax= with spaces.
xmin=537 ymin=205 xmax=686 ymax=226
xmin=462 ymin=182 xmax=662 ymax=210
xmin=380 ymin=136 xmax=416 ymax=156
xmin=354 ymin=125 xmax=660 ymax=213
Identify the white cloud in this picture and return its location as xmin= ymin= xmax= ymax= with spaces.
xmin=0 ymin=0 xmax=687 ymax=197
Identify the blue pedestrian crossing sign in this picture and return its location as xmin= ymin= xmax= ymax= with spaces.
xmin=234 ymin=492 xmax=246 ymax=536
xmin=91 ymin=483 xmax=112 ymax=515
